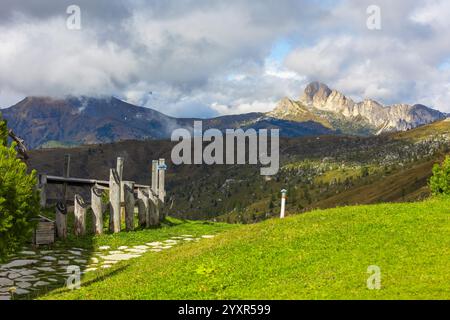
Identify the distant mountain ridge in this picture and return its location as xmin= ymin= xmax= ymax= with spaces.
xmin=269 ymin=82 xmax=446 ymax=135
xmin=1 ymin=95 xmax=333 ymax=149
xmin=1 ymin=96 xmax=181 ymax=149
xmin=0 ymin=82 xmax=446 ymax=149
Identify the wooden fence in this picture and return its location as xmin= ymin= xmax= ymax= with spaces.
xmin=37 ymin=155 xmax=167 ymax=239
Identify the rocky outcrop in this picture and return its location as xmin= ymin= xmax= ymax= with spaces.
xmin=269 ymin=97 xmax=309 ymax=118
xmin=267 ymin=97 xmax=332 ymax=128
xmin=298 ymin=82 xmax=445 ymax=133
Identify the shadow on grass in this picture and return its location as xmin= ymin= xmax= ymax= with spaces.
xmin=76 ymin=265 xmax=129 ymax=288
xmin=6 ymin=205 xmax=223 ymax=300
xmin=10 ymin=207 xmax=119 ymax=300
xmin=34 ymin=264 xmax=131 ymax=300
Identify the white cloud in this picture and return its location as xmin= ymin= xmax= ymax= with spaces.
xmin=0 ymin=17 xmax=138 ymax=102
xmin=211 ymin=100 xmax=276 ymax=116
xmin=284 ymin=0 xmax=450 ymax=111
xmin=0 ymin=0 xmax=449 ymax=114
xmin=410 ymin=0 xmax=450 ymax=28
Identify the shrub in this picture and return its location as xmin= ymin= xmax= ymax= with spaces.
xmin=0 ymin=117 xmax=40 ymax=260
xmin=0 ymin=117 xmax=7 ymax=146
xmin=429 ymin=156 xmax=450 ymax=196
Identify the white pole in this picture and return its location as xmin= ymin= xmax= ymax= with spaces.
xmin=280 ymin=189 xmax=287 ymax=219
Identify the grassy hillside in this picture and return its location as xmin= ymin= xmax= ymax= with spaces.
xmin=42 ymin=197 xmax=450 ymax=300
xmin=393 ymin=118 xmax=450 ymax=141
xmin=311 ymin=158 xmax=437 ymax=209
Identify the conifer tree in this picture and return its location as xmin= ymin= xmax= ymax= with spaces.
xmin=0 ymin=115 xmax=40 ymax=260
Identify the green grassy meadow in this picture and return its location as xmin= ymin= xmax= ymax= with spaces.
xmin=41 ymin=197 xmax=450 ymax=300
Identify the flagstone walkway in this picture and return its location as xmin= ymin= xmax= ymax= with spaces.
xmin=0 ymin=234 xmax=215 ymax=300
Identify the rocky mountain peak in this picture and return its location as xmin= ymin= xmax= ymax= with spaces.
xmin=301 ymin=81 xmax=332 ymax=104
xmin=275 ymin=82 xmax=446 ymax=134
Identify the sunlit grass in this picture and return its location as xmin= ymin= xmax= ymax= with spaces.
xmin=42 ymin=198 xmax=449 ymax=300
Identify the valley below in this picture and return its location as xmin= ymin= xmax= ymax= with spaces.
xmin=26 ymin=119 xmax=450 ymax=223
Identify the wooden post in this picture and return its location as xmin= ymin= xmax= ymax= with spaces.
xmin=148 ymin=189 xmax=160 ymax=226
xmin=109 ymin=168 xmax=121 ymax=233
xmin=55 ymin=202 xmax=67 ymax=239
xmin=151 ymin=160 xmax=158 ymax=194
xmin=62 ymin=154 xmax=71 ymax=206
xmin=116 ymin=157 xmax=124 ymax=180
xmin=74 ymin=194 xmax=87 ymax=236
xmin=91 ymin=185 xmax=104 ymax=235
xmin=37 ymin=174 xmax=47 ymax=208
xmin=158 ymin=159 xmax=166 ymax=203
xmin=137 ymin=188 xmax=149 ymax=228
xmin=120 ymin=182 xmax=126 ymax=221
xmin=123 ymin=181 xmax=135 ymax=231
xmin=117 ymin=157 xmax=126 ymax=221
xmin=158 ymin=159 xmax=167 ymax=221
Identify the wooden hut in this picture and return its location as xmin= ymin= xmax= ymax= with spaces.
xmin=32 ymin=215 xmax=55 ymax=245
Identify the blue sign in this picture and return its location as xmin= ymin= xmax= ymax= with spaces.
xmin=158 ymin=164 xmax=168 ymax=170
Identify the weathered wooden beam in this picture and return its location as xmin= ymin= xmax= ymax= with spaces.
xmin=117 ymin=157 xmax=126 ymax=221
xmin=45 ymin=175 xmax=149 ymax=189
xmin=116 ymin=157 xmax=124 ymax=180
xmin=137 ymin=188 xmax=149 ymax=228
xmin=91 ymin=185 xmax=104 ymax=235
xmin=148 ymin=188 xmax=160 ymax=226
xmin=158 ymin=159 xmax=167 ymax=221
xmin=123 ymin=181 xmax=135 ymax=231
xmin=151 ymin=160 xmax=158 ymax=194
xmin=55 ymin=201 xmax=67 ymax=239
xmin=74 ymin=194 xmax=87 ymax=236
xmin=109 ymin=168 xmax=121 ymax=233
xmin=62 ymin=154 xmax=71 ymax=206
xmin=158 ymin=158 xmax=166 ymax=203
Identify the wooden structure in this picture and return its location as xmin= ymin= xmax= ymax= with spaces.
xmin=109 ymin=169 xmax=121 ymax=233
xmin=55 ymin=202 xmax=67 ymax=239
xmin=37 ymin=155 xmax=167 ymax=238
xmin=74 ymin=194 xmax=88 ymax=236
xmin=91 ymin=186 xmax=104 ymax=235
xmin=32 ymin=215 xmax=55 ymax=245
xmin=123 ymin=181 xmax=135 ymax=231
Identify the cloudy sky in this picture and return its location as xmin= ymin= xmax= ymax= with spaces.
xmin=0 ymin=0 xmax=449 ymax=117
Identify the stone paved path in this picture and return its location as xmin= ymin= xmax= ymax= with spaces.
xmin=0 ymin=234 xmax=215 ymax=300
